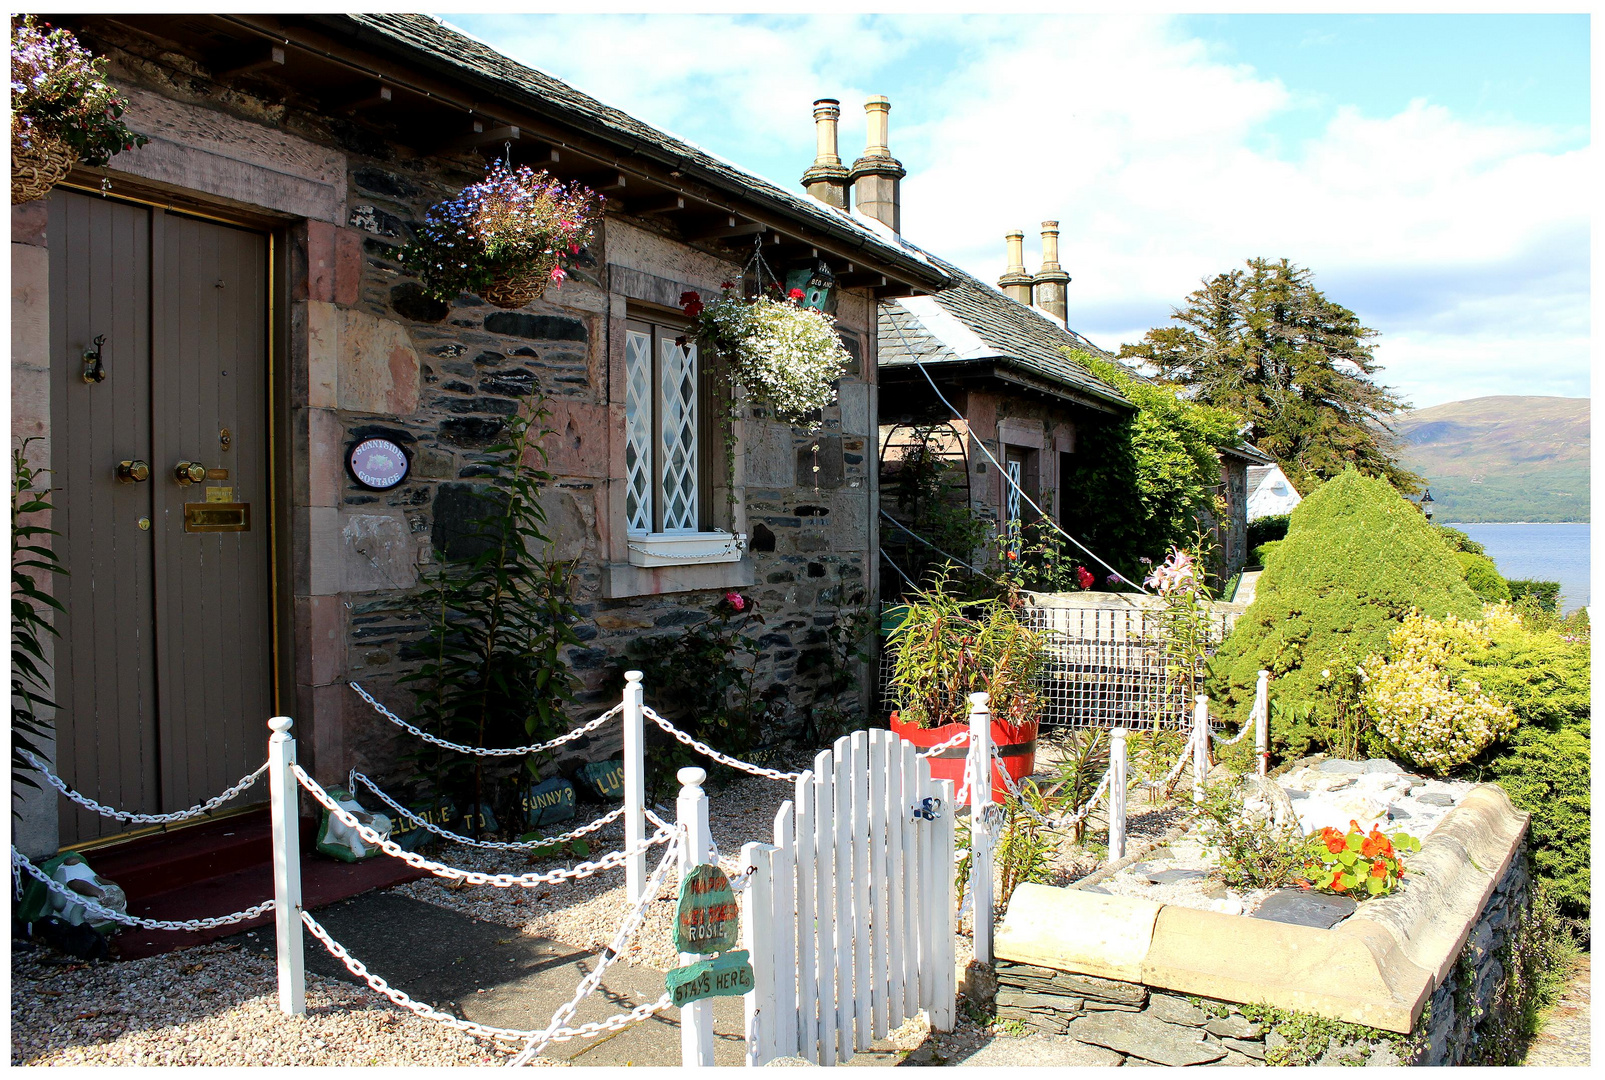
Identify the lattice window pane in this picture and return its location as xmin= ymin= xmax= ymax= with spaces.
xmin=624 ymin=330 xmax=653 ymax=533
xmin=659 ymin=337 xmax=699 ymax=531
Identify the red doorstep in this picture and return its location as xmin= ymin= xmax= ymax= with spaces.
xmin=78 ymin=809 xmax=428 ymax=960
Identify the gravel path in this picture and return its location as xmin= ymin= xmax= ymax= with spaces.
xmin=1523 ymin=954 xmax=1590 ymax=1067
xmin=10 ymin=939 xmax=526 ymax=1066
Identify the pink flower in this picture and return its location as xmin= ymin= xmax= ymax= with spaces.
xmin=724 ymin=592 xmax=746 ymax=612
xmin=548 ymin=264 xmax=567 ymax=284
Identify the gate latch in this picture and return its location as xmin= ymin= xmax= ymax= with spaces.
xmin=911 ymin=797 xmax=944 ymax=821
xmin=81 ymin=335 xmax=107 ymax=384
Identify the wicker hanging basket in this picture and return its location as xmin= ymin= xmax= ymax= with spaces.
xmin=11 ymin=126 xmax=76 ymax=205
xmin=478 ymin=253 xmax=563 ymax=310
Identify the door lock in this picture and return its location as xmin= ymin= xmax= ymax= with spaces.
xmin=116 ymin=459 xmax=151 ymax=484
xmin=174 ymin=461 xmax=207 ymax=485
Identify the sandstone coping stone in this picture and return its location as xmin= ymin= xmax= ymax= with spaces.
xmin=1066 ymin=1011 xmax=1226 ymax=1066
xmin=994 ymin=883 xmax=1160 ymax=981
xmin=1345 ymin=783 xmax=1529 ymax=988
xmin=999 ymin=782 xmax=1526 ymax=1035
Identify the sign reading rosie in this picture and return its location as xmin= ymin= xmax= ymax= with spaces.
xmin=673 ymin=863 xmax=740 ymax=954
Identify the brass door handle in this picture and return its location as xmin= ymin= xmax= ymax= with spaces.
xmin=174 ymin=461 xmax=207 ymax=485
xmin=116 ymin=459 xmax=151 ymax=483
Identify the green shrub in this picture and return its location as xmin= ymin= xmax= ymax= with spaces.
xmin=1251 ymin=539 xmax=1281 ymax=566
xmin=1209 ymin=469 xmax=1481 ymax=760
xmin=1247 ymin=513 xmax=1291 ymax=549
xmin=1457 ymin=606 xmax=1591 ymax=921
xmin=1506 ymin=579 xmax=1561 ymax=612
xmin=1455 ymin=550 xmax=1511 ymax=603
xmin=1434 ymin=524 xmax=1486 ymax=556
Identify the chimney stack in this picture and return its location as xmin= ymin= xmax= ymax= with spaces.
xmin=801 ymin=98 xmax=851 ymax=210
xmin=1032 ymin=220 xmax=1070 ymax=325
xmin=998 ymin=230 xmax=1034 ymax=305
xmin=849 ymin=96 xmax=906 ymax=233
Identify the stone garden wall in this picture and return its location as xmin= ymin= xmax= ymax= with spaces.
xmin=991 ymin=784 xmax=1532 ymax=1065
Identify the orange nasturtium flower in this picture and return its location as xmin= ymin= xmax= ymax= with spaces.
xmin=1329 ymin=870 xmax=1347 ymax=892
xmin=1370 ymin=859 xmax=1388 ymax=878
xmin=1325 ymin=833 xmax=1347 ymax=855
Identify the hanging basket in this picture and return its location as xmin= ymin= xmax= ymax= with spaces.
xmin=478 ymin=253 xmax=563 ymax=309
xmin=11 ymin=127 xmax=75 ymax=205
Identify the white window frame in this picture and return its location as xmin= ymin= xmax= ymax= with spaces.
xmin=622 ymin=318 xmax=742 ymax=568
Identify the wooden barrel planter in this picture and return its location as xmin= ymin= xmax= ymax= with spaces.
xmin=890 ymin=711 xmax=1038 ymax=806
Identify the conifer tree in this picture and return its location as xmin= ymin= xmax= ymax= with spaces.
xmin=1120 ymin=258 xmax=1422 ymax=493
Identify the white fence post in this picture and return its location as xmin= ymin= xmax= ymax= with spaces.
xmin=967 ymin=692 xmax=994 ymax=966
xmin=267 ymin=716 xmax=304 ymax=1016
xmin=1108 ymin=727 xmax=1127 ymax=863
xmin=742 ymin=839 xmax=778 ymax=1066
xmin=623 ymin=670 xmax=646 ymax=904
xmin=772 ymin=801 xmax=798 ymax=1059
xmin=1192 ymin=695 xmax=1210 ymax=804
xmin=676 ymin=767 xmax=715 ymax=1067
xmin=1255 ymin=670 xmax=1270 ymax=778
xmin=932 ymin=776 xmax=957 ymax=1032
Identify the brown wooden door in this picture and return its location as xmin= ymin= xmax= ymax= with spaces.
xmin=49 ymin=189 xmax=273 ymax=846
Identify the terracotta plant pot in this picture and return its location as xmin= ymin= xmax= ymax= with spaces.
xmin=889 ymin=710 xmax=1037 ymax=806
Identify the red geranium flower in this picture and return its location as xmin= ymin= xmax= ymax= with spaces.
xmin=1076 ymin=566 xmax=1095 ymax=590
xmin=788 ymin=287 xmax=806 ymax=301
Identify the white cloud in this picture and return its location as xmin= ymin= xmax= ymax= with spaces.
xmin=448 ymin=13 xmax=1591 ymax=410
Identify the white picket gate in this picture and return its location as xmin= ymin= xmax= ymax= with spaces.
xmin=739 ymin=727 xmax=956 ymax=1065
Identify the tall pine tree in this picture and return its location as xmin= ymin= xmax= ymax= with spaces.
xmin=1120 ymin=258 xmax=1422 ymax=493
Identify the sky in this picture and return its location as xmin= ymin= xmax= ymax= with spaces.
xmin=440 ymin=11 xmax=1591 ymax=411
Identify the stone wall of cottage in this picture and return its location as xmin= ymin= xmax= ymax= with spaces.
xmin=76 ymin=26 xmax=882 ymax=798
xmin=314 ymin=173 xmax=881 ymax=786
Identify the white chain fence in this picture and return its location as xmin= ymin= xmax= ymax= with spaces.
xmin=18 ymin=748 xmax=266 ymax=825
xmin=350 ymin=682 xmax=622 ymax=758
xmin=346 ymin=771 xmax=625 ymax=853
xmin=1210 ymin=708 xmax=1256 ymax=746
xmin=295 ymin=766 xmax=671 ymax=888
xmin=12 ymin=848 xmax=274 ymax=931
xmin=916 ymin=730 xmax=970 ymax=759
xmin=640 ymin=706 xmax=801 ymax=782
xmin=301 ymin=828 xmax=682 ymax=1060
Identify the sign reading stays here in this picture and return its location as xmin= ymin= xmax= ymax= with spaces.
xmin=665 ymin=950 xmax=754 ymax=1009
xmin=673 ymin=863 xmax=740 ymax=954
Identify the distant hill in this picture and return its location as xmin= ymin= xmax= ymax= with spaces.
xmin=1389 ymin=396 xmax=1589 ymax=523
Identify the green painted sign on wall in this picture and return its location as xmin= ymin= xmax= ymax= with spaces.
xmin=674 ymin=863 xmax=741 ymax=954
xmin=666 ymin=950 xmax=754 ymax=1008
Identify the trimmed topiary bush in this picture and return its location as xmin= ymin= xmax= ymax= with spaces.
xmin=1455 ymin=550 xmax=1511 ymax=603
xmin=1209 ymin=468 xmax=1481 ymax=759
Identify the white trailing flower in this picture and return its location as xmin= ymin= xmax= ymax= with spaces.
xmin=699 ymin=294 xmax=850 ymax=425
xmin=1361 ymin=609 xmax=1516 ymax=772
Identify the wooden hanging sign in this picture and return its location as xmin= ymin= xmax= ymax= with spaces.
xmin=665 ymin=950 xmax=754 ymax=1009
xmin=673 ymin=863 xmax=740 ymax=954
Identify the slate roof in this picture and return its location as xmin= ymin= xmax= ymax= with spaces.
xmin=313 ymin=14 xmax=948 ymax=291
xmin=878 ymin=252 xmax=1132 ymax=410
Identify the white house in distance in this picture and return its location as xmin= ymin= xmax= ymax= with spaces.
xmin=1247 ymin=464 xmax=1302 ymax=519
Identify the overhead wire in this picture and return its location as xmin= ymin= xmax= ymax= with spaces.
xmin=882 ymin=310 xmax=1150 ymax=594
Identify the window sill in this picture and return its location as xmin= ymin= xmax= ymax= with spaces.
xmin=602 ymin=554 xmax=754 ymax=600
xmin=625 ymin=530 xmax=745 ymax=568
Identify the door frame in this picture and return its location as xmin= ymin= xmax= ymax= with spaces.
xmin=53 ymin=178 xmax=293 ymax=850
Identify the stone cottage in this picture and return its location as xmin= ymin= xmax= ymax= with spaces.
xmin=11 ymin=13 xmax=948 ymax=857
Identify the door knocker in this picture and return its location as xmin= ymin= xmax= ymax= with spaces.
xmin=81 ymin=335 xmax=107 ymax=384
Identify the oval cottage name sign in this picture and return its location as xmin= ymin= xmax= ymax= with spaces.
xmin=348 ymin=437 xmax=410 ymax=490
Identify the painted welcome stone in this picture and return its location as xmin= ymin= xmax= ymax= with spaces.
xmin=522 ymin=777 xmax=577 ymax=828
xmin=674 ymin=863 xmax=740 ymax=954
xmin=576 ymin=758 xmax=625 ymax=801
xmin=666 ymin=950 xmax=753 ymax=1009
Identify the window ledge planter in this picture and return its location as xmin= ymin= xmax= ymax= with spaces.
xmin=626 ymin=530 xmax=745 ymax=568
xmin=889 ymin=710 xmax=1038 ymax=806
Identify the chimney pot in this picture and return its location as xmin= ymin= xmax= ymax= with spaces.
xmin=801 ymin=97 xmax=851 ymax=210
xmin=999 ymin=229 xmax=1033 ymax=305
xmin=850 ymin=96 xmax=906 ymax=233
xmin=1032 ymin=219 xmax=1071 ymax=326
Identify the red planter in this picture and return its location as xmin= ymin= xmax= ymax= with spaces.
xmin=889 ymin=711 xmax=1038 ymax=806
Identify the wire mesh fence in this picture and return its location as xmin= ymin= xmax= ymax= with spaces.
xmin=878 ymin=597 xmax=1240 ymax=732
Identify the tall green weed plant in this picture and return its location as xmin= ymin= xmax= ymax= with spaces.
xmin=401 ymin=401 xmax=581 ymax=826
xmin=11 ymin=440 xmax=65 ymax=809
